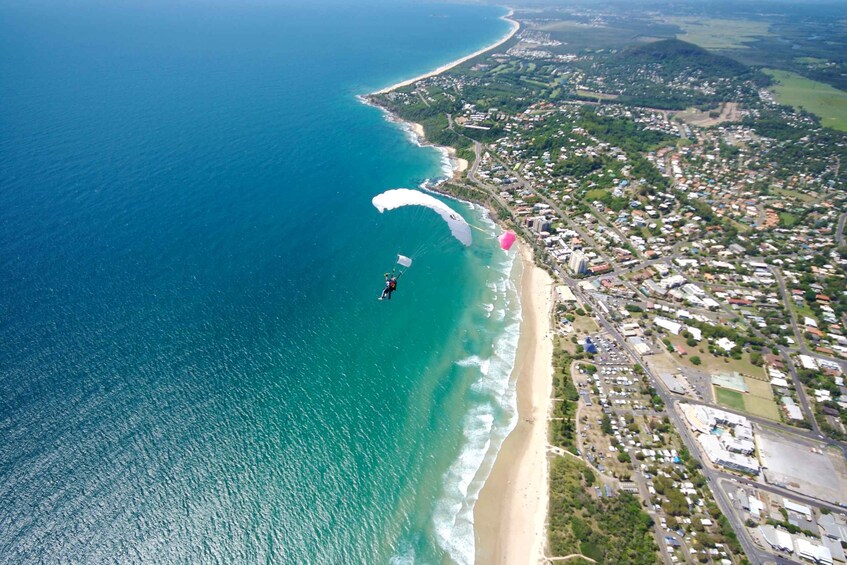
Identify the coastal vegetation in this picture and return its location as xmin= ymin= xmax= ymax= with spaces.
xmin=550 ymin=340 xmax=580 ymax=454
xmin=548 ymin=455 xmax=657 ymax=563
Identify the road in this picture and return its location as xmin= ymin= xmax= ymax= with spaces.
xmin=461 ymin=139 xmax=847 ymax=563
xmin=585 ymin=298 xmax=775 ymax=565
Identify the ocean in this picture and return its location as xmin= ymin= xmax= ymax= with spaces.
xmin=0 ymin=1 xmax=517 ymax=562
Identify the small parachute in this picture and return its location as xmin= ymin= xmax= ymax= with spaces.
xmin=498 ymin=231 xmax=517 ymax=251
xmin=372 ymin=188 xmax=472 ymax=247
xmin=397 ymin=254 xmax=413 ymax=268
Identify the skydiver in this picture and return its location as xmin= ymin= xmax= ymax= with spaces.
xmin=379 ymin=272 xmax=400 ymax=300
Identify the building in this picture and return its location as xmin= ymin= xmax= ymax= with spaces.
xmin=568 ymin=250 xmax=587 ymax=275
xmin=784 ymin=499 xmax=812 ymax=521
xmin=759 ymin=525 xmax=793 ymax=553
xmin=654 ymin=316 xmax=683 ymax=335
xmin=529 ymin=215 xmax=551 ymax=234
xmin=798 ymin=355 xmax=819 ymax=371
xmin=719 ymin=433 xmax=755 ymax=455
xmin=680 ymin=404 xmax=759 ymax=474
xmin=627 ymin=336 xmax=651 ymax=356
xmin=660 ymin=373 xmax=686 ymax=395
xmin=795 ymin=538 xmax=833 ymax=564
xmin=556 ymin=285 xmax=577 ymax=303
xmin=819 ymin=514 xmax=847 ymax=544
xmin=698 ymin=434 xmax=759 ymax=475
xmin=715 ymin=337 xmax=737 ymax=352
xmin=781 ymin=397 xmax=804 ymax=420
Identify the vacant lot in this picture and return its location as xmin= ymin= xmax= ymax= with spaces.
xmin=759 ymin=430 xmax=847 ymax=505
xmin=715 ymin=387 xmax=745 ymax=411
xmin=764 ymin=68 xmax=847 ymax=132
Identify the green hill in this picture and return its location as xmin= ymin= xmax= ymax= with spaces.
xmin=623 ymin=38 xmax=749 ymax=77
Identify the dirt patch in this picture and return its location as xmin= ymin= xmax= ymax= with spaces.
xmin=675 ymin=102 xmax=742 ymax=127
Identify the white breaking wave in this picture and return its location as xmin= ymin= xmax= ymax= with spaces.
xmin=430 ymin=239 xmax=521 ymax=564
xmin=456 ymin=355 xmax=491 ymax=377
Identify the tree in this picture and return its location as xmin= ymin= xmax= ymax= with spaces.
xmin=583 ymin=467 xmax=596 ymax=486
xmin=601 ymin=414 xmax=613 ymax=435
xmin=691 ymin=356 xmax=702 ymax=365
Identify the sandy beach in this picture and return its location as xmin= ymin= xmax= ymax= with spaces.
xmin=374 ymin=10 xmax=519 ymax=95
xmin=474 ymin=245 xmax=553 ymax=564
xmin=407 ymin=121 xmax=467 ymax=178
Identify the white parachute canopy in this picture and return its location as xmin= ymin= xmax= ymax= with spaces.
xmin=397 ymin=254 xmax=413 ymax=268
xmin=371 ymin=188 xmax=472 ymax=247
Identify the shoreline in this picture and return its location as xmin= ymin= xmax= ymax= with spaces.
xmin=373 ymin=9 xmax=519 ymax=95
xmin=473 ymin=244 xmax=553 ymax=564
xmin=360 ymin=8 xmax=554 ymax=562
xmin=361 ymin=8 xmax=518 ymax=182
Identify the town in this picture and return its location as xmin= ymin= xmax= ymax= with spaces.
xmin=370 ymin=3 xmax=847 ymax=564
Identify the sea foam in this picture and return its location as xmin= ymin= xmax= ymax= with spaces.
xmin=430 ymin=228 xmax=521 ymax=564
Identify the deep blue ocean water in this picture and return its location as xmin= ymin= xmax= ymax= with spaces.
xmin=0 ymin=1 xmax=517 ymax=562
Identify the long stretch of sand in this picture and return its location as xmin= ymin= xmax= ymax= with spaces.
xmin=374 ymin=10 xmax=519 ymax=95
xmin=474 ymin=245 xmax=553 ymax=564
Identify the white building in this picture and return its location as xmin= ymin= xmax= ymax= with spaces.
xmin=795 ymin=538 xmax=832 ymax=564
xmin=784 ymin=499 xmax=812 ymax=521
xmin=798 ymin=355 xmax=819 ymax=371
xmin=655 ymin=316 xmax=683 ymax=335
xmin=568 ymin=250 xmax=587 ymax=275
xmin=759 ymin=525 xmax=794 ymax=553
xmin=715 ymin=337 xmax=736 ymax=352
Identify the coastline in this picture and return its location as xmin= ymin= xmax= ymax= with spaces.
xmin=361 ymin=8 xmax=555 ymax=562
xmin=473 ymin=244 xmax=553 ymax=564
xmin=373 ymin=9 xmax=519 ymax=95
xmin=361 ymin=8 xmax=518 ymax=182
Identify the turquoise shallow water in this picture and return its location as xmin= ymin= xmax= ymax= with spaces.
xmin=0 ymin=1 xmax=517 ymax=562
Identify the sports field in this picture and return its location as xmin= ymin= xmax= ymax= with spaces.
xmin=713 ymin=376 xmax=780 ymax=420
xmin=715 ymin=387 xmax=745 ymax=411
xmin=764 ymin=68 xmax=847 ymax=132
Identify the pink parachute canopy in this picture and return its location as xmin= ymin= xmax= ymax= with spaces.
xmin=498 ymin=230 xmax=517 ymax=251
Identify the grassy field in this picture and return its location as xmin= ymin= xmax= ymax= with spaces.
xmin=664 ymin=17 xmax=770 ymax=50
xmin=573 ymin=316 xmax=600 ymax=334
xmin=779 ymin=212 xmax=800 ymax=227
xmin=714 ymin=379 xmax=780 ymax=419
xmin=745 ymin=395 xmax=780 ymax=420
xmin=698 ymin=351 xmax=765 ymax=378
xmin=743 ymin=376 xmax=780 ymax=420
xmin=794 ymin=57 xmax=829 ymax=65
xmin=576 ymin=89 xmax=619 ymax=100
xmin=715 ymin=387 xmax=746 ymax=411
xmin=771 ymin=186 xmax=816 ymax=204
xmin=764 ymin=68 xmax=847 ymax=132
